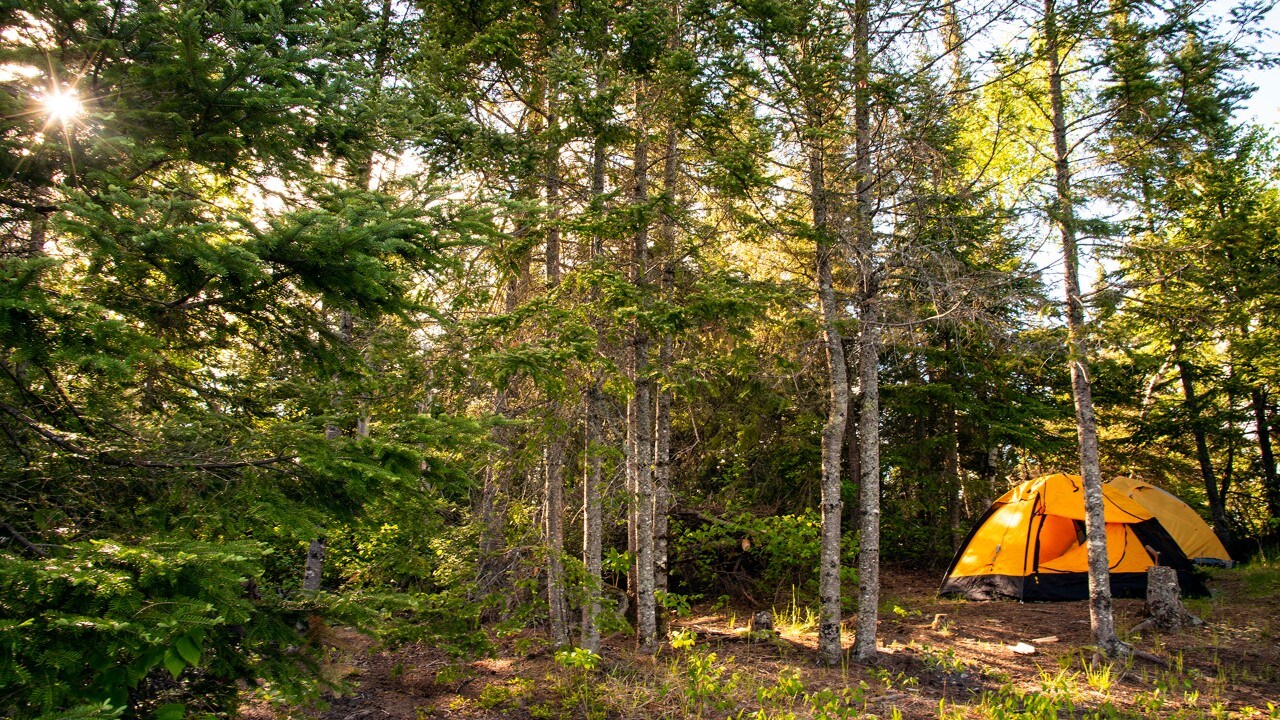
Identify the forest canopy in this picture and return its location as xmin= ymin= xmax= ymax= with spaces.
xmin=1 ymin=0 xmax=1277 ymax=716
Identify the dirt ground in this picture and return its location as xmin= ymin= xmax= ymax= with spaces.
xmin=241 ymin=565 xmax=1280 ymax=719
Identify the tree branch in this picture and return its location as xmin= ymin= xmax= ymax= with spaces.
xmin=0 ymin=401 xmax=295 ymax=471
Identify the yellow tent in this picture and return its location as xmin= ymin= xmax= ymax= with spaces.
xmin=1106 ymin=477 xmax=1231 ymax=567
xmin=939 ymin=474 xmax=1208 ymax=601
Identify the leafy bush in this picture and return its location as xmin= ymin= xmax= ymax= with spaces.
xmin=0 ymin=539 xmax=319 ymax=719
xmin=670 ymin=510 xmax=857 ymax=598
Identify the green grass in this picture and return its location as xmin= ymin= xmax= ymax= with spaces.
xmin=1238 ymin=553 xmax=1280 ymax=598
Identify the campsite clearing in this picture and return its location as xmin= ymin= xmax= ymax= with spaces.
xmin=245 ymin=561 xmax=1280 ymax=720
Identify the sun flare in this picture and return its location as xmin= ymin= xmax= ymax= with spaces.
xmin=41 ymin=89 xmax=82 ymax=124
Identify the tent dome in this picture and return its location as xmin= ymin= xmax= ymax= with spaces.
xmin=939 ymin=473 xmax=1214 ymax=601
xmin=1105 ymin=477 xmax=1231 ymax=567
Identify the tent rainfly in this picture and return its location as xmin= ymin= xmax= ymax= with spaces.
xmin=939 ymin=474 xmax=1215 ymax=601
xmin=1105 ymin=477 xmax=1232 ymax=567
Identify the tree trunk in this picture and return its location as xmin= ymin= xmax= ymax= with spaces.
xmin=631 ymin=85 xmax=658 ymax=653
xmin=654 ymin=125 xmax=679 ymax=605
xmin=626 ymin=393 xmax=638 ymax=603
xmin=544 ymin=438 xmax=568 ymax=647
xmin=810 ymin=122 xmax=849 ymax=668
xmin=844 ymin=352 xmax=861 ymax=529
xmin=479 ymin=389 xmax=511 ymax=594
xmin=544 ymin=24 xmax=561 ymax=290
xmin=942 ymin=0 xmax=966 ymax=88
xmin=850 ymin=0 xmax=882 ymax=662
xmin=1133 ymin=565 xmax=1201 ymax=634
xmin=944 ymin=398 xmax=962 ymax=551
xmin=1176 ymin=357 xmax=1232 ymax=545
xmin=1045 ymin=0 xmax=1124 ymax=657
xmin=540 ymin=11 xmax=568 ymax=646
xmin=303 ymin=538 xmax=325 ymax=595
xmin=582 ymin=135 xmax=608 ymax=654
xmin=853 ymin=299 xmax=881 ymax=662
xmin=26 ymin=187 xmax=48 ymax=258
xmin=1252 ymin=387 xmax=1280 ymax=521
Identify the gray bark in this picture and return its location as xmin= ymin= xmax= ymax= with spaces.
xmin=945 ymin=399 xmax=962 ymax=551
xmin=654 ymin=125 xmax=680 ymax=603
xmin=843 ymin=378 xmax=862 ymax=530
xmin=850 ymin=0 xmax=881 ymax=662
xmin=541 ymin=14 xmax=568 ymax=646
xmin=1044 ymin=0 xmax=1124 ymax=657
xmin=852 ymin=301 xmax=880 ymax=662
xmin=626 ymin=395 xmax=638 ymax=601
xmin=479 ymin=389 xmax=511 ymax=589
xmin=1133 ymin=565 xmax=1201 ymax=634
xmin=544 ymin=438 xmax=568 ymax=647
xmin=810 ymin=124 xmax=849 ymax=668
xmin=27 ymin=187 xmax=48 ymax=258
xmin=631 ymin=86 xmax=657 ymax=654
xmin=581 ymin=136 xmax=608 ymax=653
xmin=303 ymin=538 xmax=325 ymax=595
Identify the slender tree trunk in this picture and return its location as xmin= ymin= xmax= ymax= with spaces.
xmin=849 ymin=0 xmax=883 ymax=662
xmin=944 ymin=398 xmax=962 ymax=551
xmin=654 ymin=374 xmax=671 ymax=597
xmin=1176 ymin=356 xmax=1232 ymax=545
xmin=544 ymin=438 xmax=568 ymax=647
xmin=942 ymin=338 xmax=962 ymax=549
xmin=942 ymin=0 xmax=966 ymax=88
xmin=626 ymin=394 xmax=638 ymax=603
xmin=545 ymin=91 xmax=561 ymax=288
xmin=853 ymin=298 xmax=880 ymax=662
xmin=26 ymin=189 xmax=48 ymax=258
xmin=479 ymin=79 xmax=543 ymax=597
xmin=479 ymin=234 xmax=530 ymax=592
xmin=1045 ymin=0 xmax=1124 ymax=657
xmin=303 ymin=538 xmax=326 ymax=595
xmin=1252 ymin=387 xmax=1280 ymax=521
xmin=325 ymin=311 xmax=355 ymax=441
xmin=581 ymin=135 xmax=608 ymax=654
xmin=810 ymin=124 xmax=849 ymax=668
xmin=654 ymin=125 xmax=679 ymax=605
xmin=631 ymin=84 xmax=657 ymax=653
xmin=479 ymin=394 xmax=511 ymax=594
xmin=843 ymin=370 xmax=861 ymax=529
xmin=541 ymin=11 xmax=569 ymax=646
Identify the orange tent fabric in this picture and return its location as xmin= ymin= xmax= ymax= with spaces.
xmin=1106 ymin=477 xmax=1231 ymax=566
xmin=939 ymin=474 xmax=1208 ymax=601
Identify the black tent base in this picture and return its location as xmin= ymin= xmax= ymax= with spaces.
xmin=939 ymin=570 xmax=1209 ymax=602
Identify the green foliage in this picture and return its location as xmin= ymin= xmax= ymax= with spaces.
xmin=673 ymin=646 xmax=740 ymax=718
xmin=550 ymin=647 xmax=603 ymax=720
xmin=554 ymin=647 xmax=601 ymax=672
xmin=670 ymin=510 xmax=855 ymax=597
xmin=0 ymin=540 xmax=317 ymax=719
xmin=1236 ymin=553 xmax=1280 ymax=598
xmin=654 ymin=590 xmax=698 ymax=618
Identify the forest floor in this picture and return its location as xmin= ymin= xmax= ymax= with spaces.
xmin=242 ymin=563 xmax=1280 ymax=719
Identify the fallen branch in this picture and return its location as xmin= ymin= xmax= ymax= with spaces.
xmin=1 ymin=522 xmax=48 ymax=558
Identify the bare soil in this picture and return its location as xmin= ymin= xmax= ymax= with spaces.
xmin=241 ymin=565 xmax=1280 ymax=719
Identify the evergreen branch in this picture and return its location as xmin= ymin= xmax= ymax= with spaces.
xmin=0 ymin=196 xmax=58 ymax=213
xmin=0 ymin=401 xmax=296 ymax=471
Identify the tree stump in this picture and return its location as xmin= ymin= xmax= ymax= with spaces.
xmin=303 ymin=538 xmax=326 ymax=595
xmin=750 ymin=611 xmax=774 ymax=633
xmin=1134 ymin=565 xmax=1202 ymax=634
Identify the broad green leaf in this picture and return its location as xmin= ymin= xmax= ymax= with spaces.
xmin=174 ymin=637 xmax=200 ymax=666
xmin=162 ymin=649 xmax=185 ymax=680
